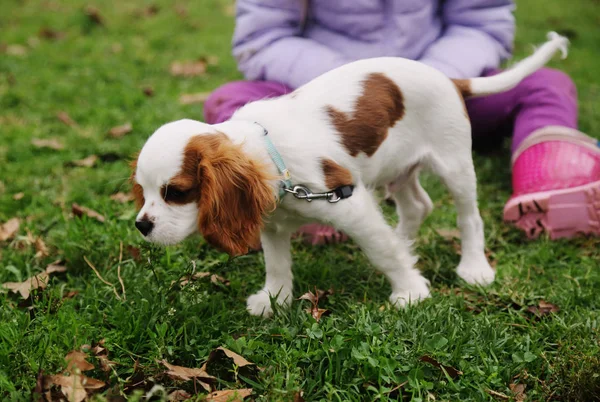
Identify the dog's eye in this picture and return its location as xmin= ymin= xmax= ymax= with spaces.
xmin=164 ymin=187 xmax=190 ymax=202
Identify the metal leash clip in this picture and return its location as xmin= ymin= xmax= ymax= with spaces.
xmin=283 ymin=185 xmax=342 ymax=203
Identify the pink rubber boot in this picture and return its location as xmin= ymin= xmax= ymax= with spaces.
xmin=503 ymin=126 xmax=600 ymax=239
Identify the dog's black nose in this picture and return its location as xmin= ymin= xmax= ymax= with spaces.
xmin=135 ymin=219 xmax=154 ymax=236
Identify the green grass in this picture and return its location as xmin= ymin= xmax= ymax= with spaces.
xmin=1 ymin=0 xmax=600 ymax=400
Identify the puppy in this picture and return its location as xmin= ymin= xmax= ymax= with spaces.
xmin=132 ymin=33 xmax=568 ymax=316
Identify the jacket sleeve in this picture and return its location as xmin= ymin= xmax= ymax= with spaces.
xmin=232 ymin=0 xmax=350 ymax=89
xmin=419 ymin=0 xmax=515 ymax=78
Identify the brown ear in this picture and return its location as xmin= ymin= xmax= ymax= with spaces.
xmin=129 ymin=153 xmax=144 ymax=210
xmin=191 ymin=135 xmax=275 ymax=256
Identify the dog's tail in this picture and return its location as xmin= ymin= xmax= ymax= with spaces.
xmin=453 ymin=32 xmax=569 ymax=99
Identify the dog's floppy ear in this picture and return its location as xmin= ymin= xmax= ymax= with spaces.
xmin=191 ymin=134 xmax=275 ymax=256
xmin=129 ymin=153 xmax=144 ymax=210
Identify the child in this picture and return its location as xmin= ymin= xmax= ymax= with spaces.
xmin=204 ymin=0 xmax=600 ymax=243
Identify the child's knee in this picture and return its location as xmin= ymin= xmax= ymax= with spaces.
xmin=523 ymin=68 xmax=577 ymax=97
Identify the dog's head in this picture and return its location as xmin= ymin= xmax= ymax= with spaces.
xmin=131 ymin=119 xmax=275 ymax=256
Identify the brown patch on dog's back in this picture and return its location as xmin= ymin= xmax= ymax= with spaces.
xmin=451 ymin=79 xmax=472 ymax=98
xmin=321 ymin=159 xmax=353 ymax=189
xmin=326 ymin=73 xmax=405 ymax=157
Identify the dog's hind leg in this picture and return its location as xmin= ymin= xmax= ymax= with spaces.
xmin=388 ymin=166 xmax=433 ymax=240
xmin=433 ymin=154 xmax=496 ymax=285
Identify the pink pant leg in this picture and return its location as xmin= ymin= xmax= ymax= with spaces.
xmin=466 ymin=68 xmax=578 ymax=153
xmin=204 ymin=81 xmax=293 ymax=124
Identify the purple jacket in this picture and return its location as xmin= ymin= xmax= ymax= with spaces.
xmin=233 ymin=0 xmax=515 ymax=89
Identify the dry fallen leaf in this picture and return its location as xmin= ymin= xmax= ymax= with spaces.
xmin=436 ymin=228 xmax=461 ymax=240
xmin=32 ymin=138 xmax=64 ymax=150
xmin=143 ymin=86 xmax=154 ymax=97
xmin=486 ymin=389 xmax=509 ymax=400
xmin=126 ymin=245 xmax=141 ymax=261
xmin=207 ymin=389 xmax=252 ymax=402
xmin=179 ymin=92 xmax=211 ymax=105
xmin=169 ymin=389 xmax=192 ymax=401
xmin=2 ymin=262 xmax=65 ymax=299
xmin=3 ymin=273 xmax=48 ymax=299
xmin=210 ymin=274 xmax=230 ymax=286
xmin=108 ymin=122 xmax=133 ymax=138
xmin=298 ymin=288 xmax=333 ymax=304
xmin=110 ymin=192 xmax=134 ymax=203
xmin=5 ymin=44 xmax=28 ymax=56
xmin=305 ymin=307 xmax=329 ymax=322
xmin=34 ymin=237 xmax=49 ymax=258
xmin=50 ymin=374 xmax=87 ymax=402
xmin=509 ymin=383 xmax=526 ymax=401
xmin=419 ymin=356 xmax=462 ymax=379
xmin=13 ymin=192 xmax=24 ymax=200
xmin=170 ymin=60 xmax=207 ymax=77
xmin=177 ymin=271 xmax=210 ymax=286
xmin=527 ymin=300 xmax=559 ymax=317
xmin=63 ymin=290 xmax=79 ymax=300
xmin=57 ymin=111 xmax=78 ymax=127
xmin=65 ymin=351 xmax=95 ymax=372
xmin=0 ymin=218 xmax=20 ymax=241
xmin=160 ymin=359 xmax=215 ymax=391
xmin=39 ymin=27 xmax=65 ymax=40
xmin=215 ymin=347 xmax=254 ymax=368
xmin=72 ymin=203 xmax=105 ymax=223
xmin=140 ymin=4 xmax=160 ymax=16
xmin=85 ymin=5 xmax=104 ymax=25
xmin=72 ymin=155 xmax=98 ymax=168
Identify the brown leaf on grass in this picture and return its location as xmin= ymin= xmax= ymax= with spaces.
xmin=207 ymin=389 xmax=252 ymax=402
xmin=110 ymin=192 xmax=134 ymax=203
xmin=34 ymin=237 xmax=49 ymax=258
xmin=143 ymin=86 xmax=154 ymax=97
xmin=202 ymin=347 xmax=260 ymax=383
xmin=305 ymin=307 xmax=330 ymax=322
xmin=486 ymin=389 xmax=509 ymax=400
xmin=57 ymin=111 xmax=78 ymax=127
xmin=72 ymin=203 xmax=105 ymax=223
xmin=50 ymin=374 xmax=87 ymax=402
xmin=509 ymin=383 xmax=526 ymax=401
xmin=179 ymin=92 xmax=211 ymax=105
xmin=139 ymin=4 xmax=160 ymax=17
xmin=298 ymin=288 xmax=333 ymax=304
xmin=46 ymin=262 xmax=67 ymax=274
xmin=13 ymin=192 xmax=24 ymax=200
xmin=32 ymin=138 xmax=64 ymax=150
xmin=210 ymin=274 xmax=230 ymax=286
xmin=175 ymin=4 xmax=188 ymax=17
xmin=169 ymin=390 xmax=192 ymax=401
xmin=177 ymin=271 xmax=211 ymax=286
xmin=0 ymin=218 xmax=20 ymax=241
xmin=86 ymin=339 xmax=117 ymax=372
xmin=65 ymin=350 xmax=95 ymax=372
xmin=293 ymin=391 xmax=306 ymax=402
xmin=214 ymin=347 xmax=254 ymax=368
xmin=108 ymin=122 xmax=133 ymax=138
xmin=2 ymin=263 xmax=67 ymax=300
xmin=170 ymin=60 xmax=207 ymax=77
xmin=126 ymin=245 xmax=141 ymax=261
xmin=527 ymin=300 xmax=559 ymax=317
xmin=5 ymin=44 xmax=28 ymax=56
xmin=160 ymin=359 xmax=215 ymax=391
xmin=63 ymin=290 xmax=79 ymax=300
xmin=39 ymin=27 xmax=65 ymax=40
xmin=419 ymin=355 xmax=462 ymax=379
xmin=436 ymin=228 xmax=461 ymax=240
xmin=85 ymin=5 xmax=104 ymax=25
xmin=72 ymin=155 xmax=98 ymax=168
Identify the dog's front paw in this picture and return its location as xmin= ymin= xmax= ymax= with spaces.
xmin=457 ymin=259 xmax=495 ymax=285
xmin=389 ymin=272 xmax=430 ymax=307
xmin=246 ymin=288 xmax=292 ymax=317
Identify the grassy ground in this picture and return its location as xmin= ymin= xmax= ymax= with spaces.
xmin=1 ymin=0 xmax=599 ymax=400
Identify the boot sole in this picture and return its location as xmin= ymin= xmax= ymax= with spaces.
xmin=503 ymin=181 xmax=600 ymax=239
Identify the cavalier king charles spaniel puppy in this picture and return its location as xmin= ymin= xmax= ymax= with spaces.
xmin=131 ymin=33 xmax=568 ymax=316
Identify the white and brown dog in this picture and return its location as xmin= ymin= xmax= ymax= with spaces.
xmin=132 ymin=33 xmax=568 ymax=316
